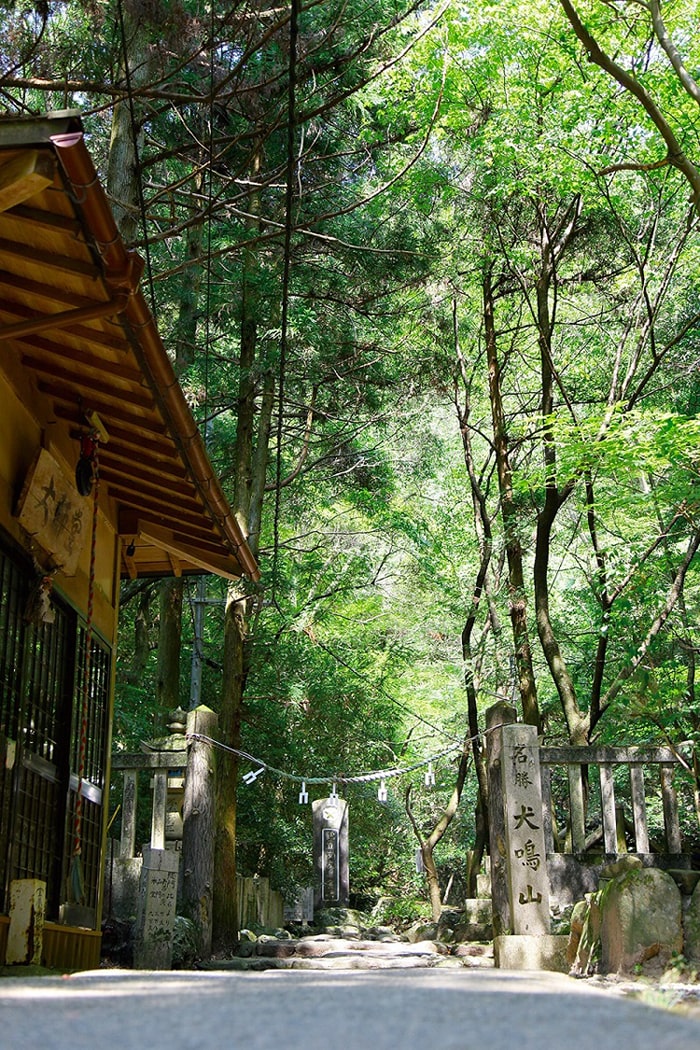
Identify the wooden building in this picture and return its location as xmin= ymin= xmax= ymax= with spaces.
xmin=0 ymin=112 xmax=258 ymax=969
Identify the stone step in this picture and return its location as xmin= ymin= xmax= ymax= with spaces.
xmin=199 ymin=936 xmax=494 ymax=972
xmin=200 ymin=952 xmax=474 ymax=972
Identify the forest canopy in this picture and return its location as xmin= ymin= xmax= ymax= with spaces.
xmin=1 ymin=0 xmax=699 ymax=910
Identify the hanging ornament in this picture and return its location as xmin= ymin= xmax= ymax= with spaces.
xmin=243 ymin=767 xmax=265 ymax=786
xmin=298 ymin=781 xmax=309 ymax=805
xmin=377 ymin=779 xmax=388 ymax=803
xmin=425 ymin=762 xmax=435 ymax=787
xmin=327 ymin=782 xmax=339 ymax=806
xmin=75 ymin=431 xmax=98 ymax=496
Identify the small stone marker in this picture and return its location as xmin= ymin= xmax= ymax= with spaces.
xmin=133 ymin=847 xmax=180 ymax=969
xmin=6 ymin=878 xmax=45 ymax=965
xmin=501 ymin=723 xmax=550 ymax=935
xmin=312 ymin=795 xmax=349 ymax=908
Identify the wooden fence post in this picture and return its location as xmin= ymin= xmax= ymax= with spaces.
xmin=181 ymin=705 xmax=218 ymax=959
xmin=485 ymin=701 xmax=516 ymax=937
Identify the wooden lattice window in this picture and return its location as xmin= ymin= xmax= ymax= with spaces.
xmin=62 ymin=627 xmax=111 ymax=914
xmin=0 ymin=535 xmax=112 ymax=922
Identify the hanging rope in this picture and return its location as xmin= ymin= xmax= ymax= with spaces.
xmin=185 ymin=729 xmax=501 ymax=789
xmin=69 ymin=436 xmax=100 ymax=904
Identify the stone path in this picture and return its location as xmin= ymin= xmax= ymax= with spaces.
xmin=201 ymin=933 xmax=494 ymax=971
xmin=2 ymin=965 xmax=700 ymax=1050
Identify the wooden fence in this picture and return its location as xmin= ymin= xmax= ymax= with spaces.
xmin=539 ymin=744 xmax=686 ymax=863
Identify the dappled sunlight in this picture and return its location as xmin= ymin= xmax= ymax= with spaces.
xmin=1 ymin=969 xmax=699 ymax=1049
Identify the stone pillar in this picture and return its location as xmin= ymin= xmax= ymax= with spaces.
xmin=181 ymin=705 xmax=217 ymax=959
xmin=312 ymin=795 xmax=349 ymax=908
xmin=501 ymin=722 xmax=550 ymax=935
xmin=133 ymin=847 xmax=180 ymax=969
xmin=485 ymin=702 xmax=516 ymax=937
xmin=106 ymin=769 xmax=143 ymax=920
xmin=120 ymin=769 xmax=138 ymax=858
xmin=6 ymin=879 xmax=45 ymax=965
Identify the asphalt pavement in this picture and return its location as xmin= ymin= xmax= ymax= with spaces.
xmin=2 ymin=966 xmax=699 ymax=1050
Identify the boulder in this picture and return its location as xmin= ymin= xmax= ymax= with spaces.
xmin=686 ymin=878 xmax=700 ymax=965
xmin=314 ymin=908 xmax=367 ymax=933
xmin=600 ymin=866 xmax=682 ymax=975
xmin=406 ymin=921 xmax=438 ymax=943
xmin=436 ymin=909 xmax=462 ymax=944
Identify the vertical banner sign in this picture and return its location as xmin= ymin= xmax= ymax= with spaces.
xmin=312 ymin=796 xmax=349 ymax=908
xmin=501 ymin=723 xmax=550 ymax=935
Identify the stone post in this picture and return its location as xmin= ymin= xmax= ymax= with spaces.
xmin=500 ymin=723 xmax=550 ymax=935
xmin=181 ymin=705 xmax=217 ymax=958
xmin=312 ymin=795 xmax=349 ymax=909
xmin=133 ymin=846 xmax=180 ymax=969
xmin=485 ymin=702 xmax=516 ymax=937
xmin=6 ymin=879 xmax=45 ymax=965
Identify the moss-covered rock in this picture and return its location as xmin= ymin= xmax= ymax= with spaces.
xmin=686 ymin=879 xmax=700 ymax=966
xmin=600 ymin=867 xmax=682 ymax=976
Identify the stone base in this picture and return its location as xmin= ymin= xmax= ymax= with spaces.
xmin=455 ymin=898 xmax=492 ymax=941
xmin=494 ymin=934 xmax=569 ymax=972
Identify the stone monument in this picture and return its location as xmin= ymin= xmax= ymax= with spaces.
xmin=312 ymin=793 xmax=349 ymax=908
xmin=501 ymin=722 xmax=551 ymax=935
xmin=133 ymin=846 xmax=180 ymax=969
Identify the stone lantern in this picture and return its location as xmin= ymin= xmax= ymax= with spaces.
xmin=142 ymin=707 xmax=188 ymax=848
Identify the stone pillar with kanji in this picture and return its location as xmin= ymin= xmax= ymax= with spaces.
xmin=501 ymin=723 xmax=550 ymax=936
xmin=312 ymin=795 xmax=349 ymax=909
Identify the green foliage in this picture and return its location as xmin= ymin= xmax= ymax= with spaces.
xmin=5 ymin=0 xmax=700 ymax=901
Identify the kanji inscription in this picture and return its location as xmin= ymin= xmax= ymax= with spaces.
xmin=15 ymin=447 xmax=90 ymax=575
xmin=501 ymin=724 xmax=550 ymax=935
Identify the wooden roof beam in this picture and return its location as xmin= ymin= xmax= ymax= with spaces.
xmin=43 ymin=387 xmax=169 ymax=438
xmin=137 ymin=521 xmax=244 ymax=582
xmin=28 ymin=354 xmax=151 ymax=405
xmin=55 ymin=406 xmax=177 ymax=460
xmin=21 ymin=347 xmax=142 ymax=387
xmin=117 ymin=509 xmax=232 ymax=556
xmin=110 ymin=483 xmax=221 ymax=536
xmin=5 ymin=203 xmax=81 ymax=236
xmin=98 ymin=450 xmax=188 ymax=489
xmin=0 ymin=235 xmax=97 ymax=278
xmin=0 ymin=296 xmax=127 ymax=341
xmin=0 ymin=268 xmax=121 ymax=315
xmin=0 ymin=150 xmax=55 ymax=212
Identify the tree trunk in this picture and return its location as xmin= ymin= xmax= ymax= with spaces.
xmin=213 ymin=137 xmax=269 ymax=944
xmin=532 ymin=201 xmax=586 ymax=744
xmin=181 ymin=706 xmax=218 ymax=958
xmin=483 ymin=268 xmax=540 ymax=729
xmin=106 ymin=5 xmax=151 ymax=247
xmin=155 ymin=577 xmax=183 ymax=720
xmin=213 ymin=582 xmax=249 ymax=945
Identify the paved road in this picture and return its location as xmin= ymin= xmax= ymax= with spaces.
xmin=2 ymin=967 xmax=699 ymax=1050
